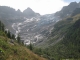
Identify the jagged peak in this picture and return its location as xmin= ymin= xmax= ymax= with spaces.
xmin=23 ymin=7 xmax=35 ymax=13
xmin=27 ymin=7 xmax=33 ymax=11
xmin=17 ymin=9 xmax=21 ymax=12
xmin=69 ymin=1 xmax=78 ymax=6
xmin=17 ymin=9 xmax=22 ymax=13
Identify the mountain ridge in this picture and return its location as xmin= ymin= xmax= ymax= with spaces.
xmin=54 ymin=2 xmax=80 ymax=18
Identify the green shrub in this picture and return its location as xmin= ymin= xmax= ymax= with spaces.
xmin=0 ymin=31 xmax=5 ymax=36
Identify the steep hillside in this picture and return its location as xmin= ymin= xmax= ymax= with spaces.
xmin=36 ymin=17 xmax=73 ymax=47
xmin=33 ymin=13 xmax=80 ymax=60
xmin=0 ymin=31 xmax=46 ymax=60
xmin=0 ymin=21 xmax=46 ymax=60
xmin=45 ymin=18 xmax=80 ymax=60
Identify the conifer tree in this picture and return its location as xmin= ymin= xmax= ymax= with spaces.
xmin=7 ymin=31 xmax=11 ymax=39
xmin=29 ymin=42 xmax=33 ymax=50
xmin=17 ymin=34 xmax=21 ymax=43
xmin=0 ymin=21 xmax=1 ymax=30
xmin=12 ymin=34 xmax=15 ymax=40
xmin=2 ymin=24 xmax=4 ymax=32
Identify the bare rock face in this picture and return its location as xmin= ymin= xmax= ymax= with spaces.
xmin=23 ymin=7 xmax=40 ymax=18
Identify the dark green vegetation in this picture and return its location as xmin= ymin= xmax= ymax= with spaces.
xmin=0 ymin=21 xmax=5 ymax=31
xmin=0 ymin=20 xmax=21 ymax=44
xmin=33 ymin=14 xmax=80 ymax=60
xmin=0 ymin=21 xmax=46 ymax=60
xmin=45 ymin=19 xmax=80 ymax=60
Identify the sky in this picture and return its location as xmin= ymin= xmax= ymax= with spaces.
xmin=63 ymin=0 xmax=80 ymax=2
xmin=0 ymin=0 xmax=79 ymax=15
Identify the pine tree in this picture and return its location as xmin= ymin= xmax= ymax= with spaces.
xmin=0 ymin=21 xmax=5 ymax=31
xmin=2 ymin=23 xmax=4 ymax=32
xmin=12 ymin=34 xmax=15 ymax=40
xmin=0 ymin=21 xmax=1 ymax=30
xmin=4 ymin=30 xmax=7 ymax=34
xmin=7 ymin=31 xmax=11 ymax=39
xmin=17 ymin=35 xmax=21 ymax=43
xmin=29 ymin=42 xmax=33 ymax=50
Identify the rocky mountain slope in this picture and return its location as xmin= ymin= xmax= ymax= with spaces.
xmin=35 ymin=2 xmax=80 ymax=47
xmin=0 ymin=2 xmax=80 ymax=46
xmin=54 ymin=2 xmax=80 ymax=18
xmin=0 ymin=6 xmax=59 ymax=45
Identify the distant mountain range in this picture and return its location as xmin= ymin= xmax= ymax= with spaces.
xmin=0 ymin=6 xmax=40 ymax=18
xmin=0 ymin=5 xmax=58 ymax=45
xmin=0 ymin=2 xmax=80 ymax=20
xmin=0 ymin=2 xmax=80 ymax=45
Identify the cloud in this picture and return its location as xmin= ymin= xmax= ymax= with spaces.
xmin=0 ymin=0 xmax=68 ymax=15
xmin=63 ymin=0 xmax=80 ymax=3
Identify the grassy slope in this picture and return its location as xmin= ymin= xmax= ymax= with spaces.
xmin=45 ymin=14 xmax=80 ymax=60
xmin=49 ymin=17 xmax=80 ymax=59
xmin=0 ymin=31 xmax=46 ymax=60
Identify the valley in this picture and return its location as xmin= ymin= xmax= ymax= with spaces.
xmin=0 ymin=1 xmax=80 ymax=60
xmin=12 ymin=15 xmax=59 ymax=45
